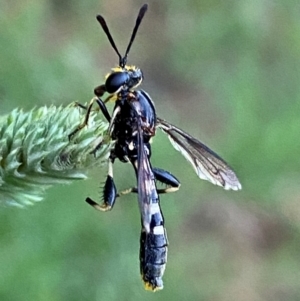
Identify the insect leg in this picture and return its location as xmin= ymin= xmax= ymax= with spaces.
xmin=116 ymin=168 xmax=180 ymax=197
xmin=86 ymin=157 xmax=117 ymax=211
xmin=69 ymin=91 xmax=113 ymax=140
xmin=152 ymin=168 xmax=180 ymax=193
xmin=73 ymin=102 xmax=88 ymax=110
xmin=69 ymin=97 xmax=101 ymax=139
xmin=94 ymin=97 xmax=111 ymax=122
xmin=74 ymin=92 xmax=114 ymax=119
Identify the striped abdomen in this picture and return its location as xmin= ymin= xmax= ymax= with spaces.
xmin=139 ymin=202 xmax=168 ymax=291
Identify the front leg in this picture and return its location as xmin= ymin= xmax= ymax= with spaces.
xmin=69 ymin=97 xmax=104 ymax=140
xmin=68 ymin=93 xmax=111 ymax=140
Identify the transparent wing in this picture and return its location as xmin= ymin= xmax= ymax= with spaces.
xmin=136 ymin=118 xmax=156 ymax=232
xmin=156 ymin=117 xmax=241 ymax=191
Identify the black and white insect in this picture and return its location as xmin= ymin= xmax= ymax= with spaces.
xmin=70 ymin=4 xmax=241 ymax=292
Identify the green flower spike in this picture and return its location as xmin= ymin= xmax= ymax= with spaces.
xmin=0 ymin=105 xmax=111 ymax=207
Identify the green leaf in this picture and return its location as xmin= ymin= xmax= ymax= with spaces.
xmin=0 ymin=105 xmax=111 ymax=207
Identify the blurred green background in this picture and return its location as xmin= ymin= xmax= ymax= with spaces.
xmin=1 ymin=0 xmax=300 ymax=300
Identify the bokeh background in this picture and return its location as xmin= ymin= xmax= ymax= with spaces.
xmin=1 ymin=0 xmax=300 ymax=300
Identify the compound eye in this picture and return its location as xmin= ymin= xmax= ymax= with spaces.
xmin=105 ymin=72 xmax=129 ymax=93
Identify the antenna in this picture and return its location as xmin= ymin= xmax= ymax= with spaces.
xmin=96 ymin=4 xmax=148 ymax=68
xmin=96 ymin=14 xmax=122 ymax=64
xmin=123 ymin=4 xmax=148 ymax=67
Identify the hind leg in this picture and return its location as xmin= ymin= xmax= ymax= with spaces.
xmin=117 ymin=167 xmax=180 ymax=197
xmin=86 ymin=157 xmax=117 ymax=211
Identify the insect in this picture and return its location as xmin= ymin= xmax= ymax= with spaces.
xmin=70 ymin=3 xmax=241 ymax=292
